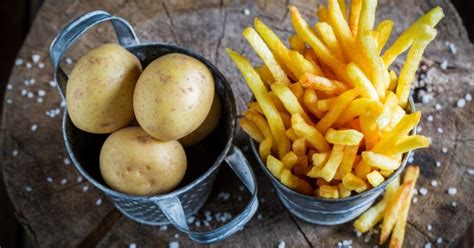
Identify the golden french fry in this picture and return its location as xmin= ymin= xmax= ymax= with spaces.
xmin=367 ymin=170 xmax=385 ymax=187
xmin=382 ymin=7 xmax=444 ymax=67
xmin=259 ymin=138 xmax=273 ymax=161
xmin=282 ymin=151 xmax=298 ymax=169
xmin=372 ymin=111 xmax=421 ymax=153
xmin=327 ymin=0 xmax=354 ymax=57
xmin=388 ymin=70 xmax=398 ymax=91
xmin=354 ymin=160 xmax=372 ymax=179
xmin=325 ymin=128 xmax=364 ymax=145
xmin=349 ymin=0 xmax=362 ymax=35
xmin=316 ymin=178 xmax=330 ymax=187
xmin=248 ymin=101 xmax=263 ymax=114
xmin=240 ymin=118 xmax=264 ymax=142
xmin=362 ymin=151 xmax=400 ymax=170
xmin=281 ymin=168 xmax=313 ymax=195
xmin=317 ymin=97 xmax=337 ymax=112
xmin=335 ymin=98 xmax=383 ymax=126
xmin=289 ymin=34 xmax=306 ymax=54
xmin=288 ymin=50 xmax=324 ymax=77
xmin=285 ymin=128 xmax=299 ymax=142
xmin=267 ymin=155 xmax=284 ymax=179
xmin=244 ymin=110 xmax=273 ymax=139
xmin=303 ymin=88 xmax=325 ymax=119
xmin=346 ymin=63 xmax=379 ymax=101
xmin=376 ymin=91 xmax=399 ymax=130
xmin=289 ymin=82 xmax=305 ymax=99
xmin=292 ymin=113 xmax=331 ymax=152
xmin=357 ymin=0 xmax=377 ymax=34
xmin=293 ymin=155 xmax=310 ymax=177
xmin=396 ymin=25 xmax=437 ymax=108
xmin=334 ymin=144 xmax=359 ymax=180
xmin=316 ymin=5 xmax=329 ymax=23
xmin=271 ymin=83 xmax=314 ymax=125
xmin=380 ymin=169 xmax=394 ymax=178
xmin=385 ymin=175 xmax=401 ymax=199
xmin=268 ymin=91 xmax=287 ymax=113
xmin=293 ymin=137 xmax=307 ymax=156
xmin=360 ymin=112 xmax=380 ymax=150
xmin=376 ymin=20 xmax=394 ymax=54
xmin=255 ymin=64 xmax=275 ymax=85
xmin=316 ymin=89 xmax=360 ymax=134
xmin=279 ymin=111 xmax=292 ymax=129
xmin=342 ymin=172 xmax=368 ymax=193
xmin=389 ymin=135 xmax=431 ymax=155
xmin=390 ymin=166 xmax=420 ymax=248
xmin=227 ymin=49 xmax=291 ymax=158
xmin=300 ymin=73 xmax=347 ymax=95
xmin=243 ymin=27 xmax=290 ymax=84
xmin=321 ymin=144 xmax=345 ymax=181
xmin=319 ymin=185 xmax=339 ymax=199
xmin=312 ymin=151 xmax=331 ymax=168
xmin=338 ymin=183 xmax=352 ymax=198
xmin=314 ymin=22 xmax=346 ymax=62
xmin=380 ymin=181 xmax=412 ymax=244
xmin=354 ymin=199 xmax=387 ymax=233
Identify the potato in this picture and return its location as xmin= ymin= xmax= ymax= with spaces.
xmin=179 ymin=94 xmax=221 ymax=146
xmin=100 ymin=127 xmax=187 ymax=195
xmin=66 ymin=43 xmax=142 ymax=133
xmin=134 ymin=53 xmax=215 ymax=141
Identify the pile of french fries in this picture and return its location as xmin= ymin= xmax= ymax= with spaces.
xmin=227 ymin=2 xmax=442 ymax=198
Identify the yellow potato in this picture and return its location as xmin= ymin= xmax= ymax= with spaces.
xmin=180 ymin=95 xmax=221 ymax=146
xmin=66 ymin=43 xmax=142 ymax=134
xmin=134 ymin=53 xmax=214 ymax=141
xmin=100 ymin=127 xmax=187 ymax=195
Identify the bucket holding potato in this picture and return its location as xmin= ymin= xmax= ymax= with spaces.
xmin=49 ymin=11 xmax=258 ymax=244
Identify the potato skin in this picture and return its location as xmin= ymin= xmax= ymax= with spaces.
xmin=134 ymin=53 xmax=214 ymax=141
xmin=66 ymin=43 xmax=142 ymax=133
xmin=179 ymin=94 xmax=221 ymax=146
xmin=99 ymin=127 xmax=187 ymax=195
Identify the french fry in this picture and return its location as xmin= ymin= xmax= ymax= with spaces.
xmin=244 ymin=110 xmax=273 ymax=139
xmin=227 ymin=49 xmax=291 ymax=158
xmin=354 ymin=160 xmax=372 ymax=179
xmin=271 ymin=83 xmax=314 ymax=125
xmin=312 ymin=151 xmax=331 ymax=168
xmin=375 ymin=20 xmax=394 ymax=54
xmin=390 ymin=166 xmax=420 ymax=248
xmin=279 ymin=111 xmax=292 ymax=129
xmin=259 ymin=138 xmax=273 ymax=161
xmin=342 ymin=172 xmax=368 ymax=193
xmin=334 ymin=144 xmax=359 ymax=180
xmin=293 ymin=137 xmax=307 ymax=156
xmin=367 ymin=170 xmax=385 ymax=187
xmin=281 ymin=169 xmax=313 ymax=195
xmin=267 ymin=155 xmax=284 ymax=179
xmin=255 ymin=64 xmax=275 ymax=85
xmin=316 ymin=5 xmax=329 ymax=23
xmin=303 ymin=88 xmax=325 ymax=119
xmin=360 ymin=113 xmax=380 ymax=150
xmin=372 ymin=111 xmax=421 ymax=153
xmin=349 ymin=0 xmax=362 ymax=35
xmin=362 ymin=151 xmax=400 ymax=170
xmin=321 ymin=144 xmax=345 ymax=181
xmin=288 ymin=51 xmax=324 ymax=77
xmin=319 ymin=185 xmax=339 ymax=199
xmin=289 ymin=82 xmax=305 ymax=100
xmin=388 ymin=70 xmax=398 ymax=91
xmin=268 ymin=92 xmax=287 ymax=113
xmin=388 ymin=135 xmax=431 ymax=155
xmin=337 ymin=0 xmax=348 ymax=20
xmin=285 ymin=128 xmax=299 ymax=142
xmin=300 ymin=73 xmax=348 ymax=95
xmin=338 ymin=183 xmax=352 ymax=198
xmin=317 ymin=97 xmax=337 ymax=112
xmin=292 ymin=113 xmax=331 ymax=152
xmin=243 ymin=27 xmax=290 ymax=85
xmin=380 ymin=181 xmax=413 ymax=244
xmin=335 ymin=98 xmax=383 ymax=126
xmin=282 ymin=151 xmax=298 ymax=169
xmin=383 ymin=106 xmax=407 ymax=134
xmin=382 ymin=7 xmax=444 ymax=67
xmin=357 ymin=0 xmax=377 ymax=34
xmin=316 ymin=178 xmax=330 ymax=187
xmin=314 ymin=22 xmax=346 ymax=62
xmin=396 ymin=25 xmax=437 ymax=108
xmin=346 ymin=63 xmax=379 ymax=101
xmin=248 ymin=101 xmax=263 ymax=114
xmin=316 ymin=89 xmax=360 ymax=134
xmin=327 ymin=0 xmax=354 ymax=58
xmin=240 ymin=118 xmax=264 ymax=142
xmin=380 ymin=169 xmax=394 ymax=178
xmin=289 ymin=34 xmax=306 ymax=54
xmin=325 ymin=128 xmax=364 ymax=145
xmin=376 ymin=91 xmax=399 ymax=130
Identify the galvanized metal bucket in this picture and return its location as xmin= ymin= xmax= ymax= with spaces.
xmin=49 ymin=11 xmax=258 ymax=244
xmin=250 ymin=99 xmax=416 ymax=225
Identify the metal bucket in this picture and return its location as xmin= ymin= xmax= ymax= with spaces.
xmin=49 ymin=11 xmax=258 ymax=244
xmin=250 ymin=99 xmax=416 ymax=225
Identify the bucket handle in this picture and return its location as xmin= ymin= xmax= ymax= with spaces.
xmin=156 ymin=146 xmax=259 ymax=244
xmin=49 ymin=10 xmax=140 ymax=99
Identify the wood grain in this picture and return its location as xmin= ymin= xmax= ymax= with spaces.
xmin=2 ymin=0 xmax=473 ymax=247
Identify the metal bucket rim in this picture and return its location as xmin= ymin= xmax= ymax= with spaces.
xmin=63 ymin=42 xmax=237 ymax=202
xmin=250 ymin=97 xmax=417 ymax=203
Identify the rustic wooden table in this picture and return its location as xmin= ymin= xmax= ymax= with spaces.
xmin=2 ymin=0 xmax=474 ymax=247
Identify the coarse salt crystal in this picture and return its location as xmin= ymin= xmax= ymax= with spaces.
xmin=413 ymin=197 xmax=418 ymax=203
xmin=437 ymin=128 xmax=443 ymax=133
xmin=187 ymin=216 xmax=195 ymax=224
xmin=174 ymin=233 xmax=179 ymax=239
xmin=238 ymin=196 xmax=242 ymax=201
xmin=419 ymin=187 xmax=428 ymax=195
xmin=82 ymin=185 xmax=89 ymax=192
xmin=457 ymin=98 xmax=466 ymax=108
xmin=424 ymin=242 xmax=432 ymax=248
xmin=218 ymin=192 xmax=230 ymax=201
xmin=168 ymin=241 xmax=179 ymax=248
xmin=356 ymin=231 xmax=362 ymax=237
xmin=427 ymin=224 xmax=432 ymax=231
xmin=431 ymin=180 xmax=438 ymax=187
xmin=421 ymin=94 xmax=433 ymax=104
xmin=408 ymin=155 xmax=414 ymax=163
xmin=38 ymin=63 xmax=45 ymax=69
xmin=76 ymin=176 xmax=83 ymax=183
xmin=49 ymin=80 xmax=57 ymax=87
xmin=96 ymin=198 xmax=102 ymax=205
xmin=65 ymin=58 xmax=73 ymax=64
xmin=448 ymin=43 xmax=457 ymax=54
xmin=465 ymin=93 xmax=472 ymax=102
xmin=6 ymin=99 xmax=12 ymax=104
xmin=159 ymin=225 xmax=168 ymax=231
xmin=467 ymin=169 xmax=474 ymax=175
xmin=448 ymin=187 xmax=457 ymax=195
xmin=440 ymin=60 xmax=448 ymax=70
xmin=243 ymin=8 xmax=250 ymax=15
xmin=437 ymin=237 xmax=443 ymax=244
xmin=417 ymin=126 xmax=422 ymax=133
xmin=129 ymin=243 xmax=137 ymax=248
xmin=12 ymin=150 xmax=18 ymax=157
xmin=26 ymin=63 xmax=32 ymax=68
xmin=21 ymin=89 xmax=27 ymax=96
xmin=435 ymin=103 xmax=442 ymax=110
xmin=15 ymin=58 xmax=23 ymax=65
xmin=60 ymin=100 xmax=66 ymax=107
xmin=32 ymin=54 xmax=40 ymax=63
xmin=25 ymin=186 xmax=32 ymax=192
xmin=413 ymin=188 xmax=418 ymax=195
xmin=29 ymin=78 xmax=35 ymax=84
xmin=31 ymin=124 xmax=38 ymax=131
xmin=436 ymin=161 xmax=441 ymax=167
xmin=451 ymin=201 xmax=457 ymax=207
xmin=38 ymin=89 xmax=46 ymax=96
xmin=47 ymin=177 xmax=53 ymax=183
xmin=442 ymin=147 xmax=448 ymax=153
xmin=257 ymin=213 xmax=262 ymax=220
xmin=37 ymin=98 xmax=43 ymax=103
xmin=60 ymin=178 xmax=67 ymax=185
xmin=239 ymin=185 xmax=245 ymax=191
xmin=64 ymin=157 xmax=71 ymax=165
xmin=7 ymin=84 xmax=13 ymax=90
xmin=27 ymin=92 xmax=34 ymax=98
xmin=427 ymin=115 xmax=433 ymax=122
xmin=194 ymin=221 xmax=201 ymax=227
xmin=278 ymin=241 xmax=286 ymax=248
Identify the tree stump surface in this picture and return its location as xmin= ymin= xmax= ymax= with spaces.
xmin=2 ymin=0 xmax=473 ymax=247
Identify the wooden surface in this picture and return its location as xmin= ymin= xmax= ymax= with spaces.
xmin=2 ymin=0 xmax=474 ymax=247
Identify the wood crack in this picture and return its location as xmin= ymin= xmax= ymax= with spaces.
xmin=161 ymin=1 xmax=180 ymax=44
xmin=214 ymin=0 xmax=227 ymax=64
xmin=287 ymin=214 xmax=313 ymax=248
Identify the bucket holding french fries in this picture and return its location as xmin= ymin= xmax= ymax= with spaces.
xmin=227 ymin=1 xmax=442 ymax=225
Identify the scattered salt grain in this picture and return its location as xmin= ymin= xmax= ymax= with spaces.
xmin=27 ymin=92 xmax=34 ymax=98
xmin=174 ymin=234 xmax=179 ymax=239
xmin=257 ymin=213 xmax=262 ymax=220
xmin=442 ymin=147 xmax=448 ymax=154
xmin=467 ymin=168 xmax=474 ymax=175
xmin=96 ymin=198 xmax=102 ymax=205
xmin=427 ymin=115 xmax=433 ymax=122
xmin=435 ymin=103 xmax=442 ymax=110
xmin=451 ymin=201 xmax=457 ymax=207
xmin=465 ymin=93 xmax=472 ymax=102
xmin=25 ymin=186 xmax=32 ymax=192
xmin=38 ymin=62 xmax=45 ymax=69
xmin=419 ymin=187 xmax=428 ymax=196
xmin=65 ymin=58 xmax=73 ymax=64
xmin=413 ymin=188 xmax=418 ymax=195
xmin=413 ymin=197 xmax=418 ymax=203
xmin=238 ymin=196 xmax=242 ymax=201
xmin=440 ymin=60 xmax=448 ymax=70
xmin=12 ymin=149 xmax=18 ymax=157
xmin=159 ymin=225 xmax=168 ymax=231
xmin=260 ymin=197 xmax=266 ymax=203
xmin=238 ymin=185 xmax=245 ymax=191
xmin=76 ymin=176 xmax=83 ymax=183
xmin=64 ymin=157 xmax=71 ymax=165
xmin=60 ymin=100 xmax=66 ymax=107
xmin=437 ymin=237 xmax=443 ymax=244
xmin=447 ymin=187 xmax=457 ymax=195
xmin=421 ymin=94 xmax=433 ymax=104
xmin=31 ymin=124 xmax=38 ymax=131
xmin=424 ymin=242 xmax=432 ymax=248
xmin=82 ymin=185 xmax=89 ymax=192
xmin=6 ymin=99 xmax=12 ymax=104
xmin=26 ymin=62 xmax=32 ymax=68
xmin=203 ymin=220 xmax=210 ymax=227
xmin=168 ymin=241 xmax=179 ymax=248
xmin=217 ymin=192 xmax=230 ymax=201
xmin=15 ymin=58 xmax=23 ymax=65
xmin=38 ymin=89 xmax=46 ymax=97
xmin=47 ymin=177 xmax=53 ymax=183
xmin=21 ymin=89 xmax=27 ymax=96
xmin=408 ymin=155 xmax=414 ymax=163
xmin=448 ymin=43 xmax=457 ymax=54
xmin=417 ymin=126 xmax=422 ymax=133
xmin=243 ymin=8 xmax=250 ymax=16
xmin=60 ymin=178 xmax=67 ymax=185
xmin=129 ymin=243 xmax=137 ymax=248
xmin=355 ymin=230 xmax=362 ymax=237
xmin=194 ymin=221 xmax=201 ymax=227
xmin=37 ymin=98 xmax=43 ymax=103
xmin=49 ymin=80 xmax=57 ymax=87
xmin=342 ymin=239 xmax=352 ymax=247
xmin=431 ymin=180 xmax=438 ymax=187
xmin=30 ymin=78 xmax=35 ymax=85
xmin=436 ymin=161 xmax=441 ymax=167
xmin=278 ymin=241 xmax=286 ymax=248
xmin=187 ymin=216 xmax=195 ymax=224
xmin=437 ymin=128 xmax=443 ymax=133
xmin=427 ymin=224 xmax=432 ymax=231
xmin=7 ymin=84 xmax=13 ymax=90
xmin=32 ymin=54 xmax=40 ymax=63
xmin=457 ymin=98 xmax=466 ymax=108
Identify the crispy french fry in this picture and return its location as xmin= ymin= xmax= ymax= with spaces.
xmin=312 ymin=151 xmax=331 ymax=168
xmin=317 ymin=97 xmax=337 ymax=112
xmin=289 ymin=34 xmax=306 ymax=54
xmin=303 ymin=88 xmax=325 ymax=119
xmin=267 ymin=155 xmax=284 ymax=179
xmin=367 ymin=170 xmax=385 ymax=187
xmin=338 ymin=183 xmax=352 ymax=198
xmin=321 ymin=144 xmax=345 ymax=181
xmin=319 ymin=185 xmax=339 ymax=199
xmin=289 ymin=51 xmax=324 ymax=77
xmin=396 ymin=25 xmax=437 ymax=108
xmin=285 ymin=128 xmax=299 ymax=142
xmin=316 ymin=178 xmax=330 ymax=187
xmin=289 ymin=82 xmax=305 ymax=99
xmin=349 ymin=0 xmax=362 ymax=35
xmin=327 ymin=0 xmax=354 ymax=57
xmin=271 ymin=83 xmax=314 ymax=125
xmin=240 ymin=117 xmax=264 ymax=142
xmin=360 ymin=113 xmax=380 ymax=150
xmin=354 ymin=160 xmax=372 ymax=179
xmin=372 ymin=111 xmax=421 ymax=153
xmin=244 ymin=110 xmax=273 ymax=139
xmin=382 ymin=7 xmax=444 ymax=67
xmin=248 ymin=101 xmax=263 ymax=114
xmin=388 ymin=70 xmax=398 ymax=91
xmin=380 ymin=181 xmax=412 ymax=244
xmin=380 ymin=169 xmax=394 ymax=178
xmin=300 ymin=73 xmax=348 ymax=95
xmin=227 ymin=49 xmax=291 ymax=158
xmin=281 ymin=169 xmax=313 ymax=195
xmin=376 ymin=20 xmax=394 ymax=54
xmin=354 ymin=199 xmax=387 ymax=233
xmin=337 ymin=0 xmax=348 ymax=20
xmin=335 ymin=98 xmax=383 ymax=126
xmin=293 ymin=137 xmax=307 ymax=156
xmin=383 ymin=105 xmax=405 ymax=133
xmin=279 ymin=111 xmax=292 ymax=129
xmin=342 ymin=172 xmax=368 ymax=193
xmin=259 ymin=138 xmax=273 ymax=161
xmin=346 ymin=63 xmax=379 ymax=101
xmin=362 ymin=151 xmax=400 ymax=170
xmin=282 ymin=151 xmax=298 ymax=169
xmin=357 ymin=0 xmax=377 ymax=34
xmin=376 ymin=91 xmax=399 ymax=130
xmin=316 ymin=5 xmax=329 ymax=23
xmin=243 ymin=27 xmax=290 ymax=85
xmin=389 ymin=135 xmax=431 ymax=155
xmin=325 ymin=128 xmax=364 ymax=145
xmin=255 ymin=64 xmax=275 ymax=86
xmin=316 ymin=89 xmax=360 ymax=134
xmin=268 ymin=91 xmax=287 ymax=113
xmin=292 ymin=113 xmax=331 ymax=152
xmin=334 ymin=144 xmax=359 ymax=180
xmin=390 ymin=166 xmax=420 ymax=248
xmin=314 ymin=22 xmax=346 ymax=62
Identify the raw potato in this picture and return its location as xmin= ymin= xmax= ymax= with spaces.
xmin=134 ymin=53 xmax=215 ymax=141
xmin=66 ymin=43 xmax=142 ymax=133
xmin=179 ymin=94 xmax=222 ymax=146
xmin=100 ymin=127 xmax=187 ymax=195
